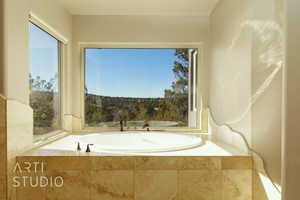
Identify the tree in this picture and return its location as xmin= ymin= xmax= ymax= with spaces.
xmin=163 ymin=49 xmax=189 ymax=124
xmin=165 ymin=49 xmax=189 ymax=97
xmin=84 ymin=48 xmax=190 ymax=127
xmin=30 ymin=74 xmax=59 ymax=134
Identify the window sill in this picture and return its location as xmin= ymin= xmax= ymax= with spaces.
xmin=74 ymin=127 xmax=208 ymax=135
xmin=33 ymin=130 xmax=69 ymax=148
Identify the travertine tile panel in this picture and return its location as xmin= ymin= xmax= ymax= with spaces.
xmin=14 ymin=171 xmax=45 ymax=200
xmin=0 ymin=151 xmax=5 ymax=175
xmin=46 ymin=170 xmax=90 ymax=200
xmin=45 ymin=156 xmax=91 ymax=171
xmin=6 ymin=100 xmax=33 ymax=157
xmin=135 ymin=157 xmax=179 ymax=170
xmin=178 ymin=170 xmax=222 ymax=200
xmin=0 ymin=97 xmax=6 ymax=200
xmin=90 ymin=156 xmax=135 ymax=170
xmin=178 ymin=157 xmax=221 ymax=170
xmin=0 ymin=97 xmax=5 ymax=128
xmin=0 ymin=176 xmax=6 ymax=199
xmin=17 ymin=185 xmax=45 ymax=200
xmin=222 ymin=170 xmax=252 ymax=200
xmin=135 ymin=170 xmax=177 ymax=200
xmin=222 ymin=157 xmax=252 ymax=170
xmin=16 ymin=157 xmax=48 ymax=172
xmin=90 ymin=170 xmax=134 ymax=200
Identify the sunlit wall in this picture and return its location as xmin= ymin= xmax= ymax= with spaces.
xmin=209 ymin=0 xmax=284 ymax=187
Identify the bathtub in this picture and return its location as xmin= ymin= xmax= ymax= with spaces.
xmin=19 ymin=131 xmax=252 ymax=200
xmin=78 ymin=131 xmax=202 ymax=153
xmin=37 ymin=131 xmax=246 ymax=156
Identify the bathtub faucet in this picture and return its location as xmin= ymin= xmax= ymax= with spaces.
xmin=86 ymin=144 xmax=93 ymax=152
xmin=142 ymin=122 xmax=150 ymax=131
xmin=120 ymin=120 xmax=124 ymax=132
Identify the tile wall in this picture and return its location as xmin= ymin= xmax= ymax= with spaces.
xmin=15 ymin=156 xmax=253 ymax=200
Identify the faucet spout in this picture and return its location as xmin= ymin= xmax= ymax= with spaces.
xmin=142 ymin=122 xmax=150 ymax=131
xmin=120 ymin=120 xmax=124 ymax=132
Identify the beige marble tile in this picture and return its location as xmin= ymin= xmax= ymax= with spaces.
xmin=0 ymin=176 xmax=6 ymax=200
xmin=178 ymin=170 xmax=222 ymax=200
xmin=8 ymin=187 xmax=17 ymax=200
xmin=135 ymin=157 xmax=179 ymax=170
xmin=45 ymin=156 xmax=91 ymax=171
xmin=135 ymin=170 xmax=177 ymax=200
xmin=7 ymin=100 xmax=33 ymax=158
xmin=135 ymin=157 xmax=221 ymax=170
xmin=16 ymin=157 xmax=48 ymax=172
xmin=0 ymin=97 xmax=6 ymax=200
xmin=252 ymin=171 xmax=268 ymax=200
xmin=13 ymin=171 xmax=45 ymax=200
xmin=0 ymin=154 xmax=5 ymax=176
xmin=46 ymin=170 xmax=90 ymax=200
xmin=222 ymin=170 xmax=252 ymax=200
xmin=90 ymin=170 xmax=134 ymax=200
xmin=178 ymin=157 xmax=221 ymax=170
xmin=0 ymin=96 xmax=6 ymax=128
xmin=7 ymin=159 xmax=17 ymax=200
xmin=90 ymin=156 xmax=135 ymax=170
xmin=17 ymin=186 xmax=45 ymax=200
xmin=222 ymin=157 xmax=253 ymax=170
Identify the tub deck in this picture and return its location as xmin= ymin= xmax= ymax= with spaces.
xmin=23 ymin=134 xmax=249 ymax=156
xmin=14 ymin=134 xmax=253 ymax=200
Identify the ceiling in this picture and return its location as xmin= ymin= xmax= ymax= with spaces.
xmin=57 ymin=0 xmax=220 ymax=16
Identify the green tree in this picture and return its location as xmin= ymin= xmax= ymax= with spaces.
xmin=162 ymin=49 xmax=189 ymax=124
xmin=30 ymin=74 xmax=59 ymax=134
xmin=165 ymin=49 xmax=189 ymax=96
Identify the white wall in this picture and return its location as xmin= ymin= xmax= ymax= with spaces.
xmin=71 ymin=15 xmax=211 ymax=129
xmin=251 ymin=0 xmax=284 ymax=185
xmin=3 ymin=0 xmax=72 ymax=153
xmin=209 ymin=0 xmax=283 ymax=186
xmin=3 ymin=0 xmax=72 ymax=199
xmin=283 ymin=0 xmax=300 ymax=199
xmin=209 ymin=0 xmax=252 ymax=144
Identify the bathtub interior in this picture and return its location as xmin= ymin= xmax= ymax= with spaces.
xmin=36 ymin=132 xmax=248 ymax=156
xmin=77 ymin=132 xmax=202 ymax=153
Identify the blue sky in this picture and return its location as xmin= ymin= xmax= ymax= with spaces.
xmin=29 ymin=23 xmax=59 ymax=90
xmin=85 ymin=48 xmax=177 ymax=98
xmin=30 ymin=22 xmax=178 ymax=98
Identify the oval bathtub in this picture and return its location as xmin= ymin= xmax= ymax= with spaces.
xmin=78 ymin=132 xmax=202 ymax=153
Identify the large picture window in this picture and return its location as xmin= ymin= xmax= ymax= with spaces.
xmin=84 ymin=48 xmax=198 ymax=129
xmin=29 ymin=22 xmax=61 ymax=135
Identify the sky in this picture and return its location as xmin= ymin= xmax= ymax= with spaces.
xmin=29 ymin=23 xmax=59 ymax=90
xmin=85 ymin=48 xmax=177 ymax=98
xmin=29 ymin=22 xmax=179 ymax=98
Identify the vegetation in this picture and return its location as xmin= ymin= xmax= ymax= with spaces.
xmin=30 ymin=48 xmax=190 ymax=134
xmin=85 ymin=48 xmax=189 ymax=127
xmin=29 ymin=75 xmax=60 ymax=135
xmin=85 ymin=95 xmax=187 ymax=127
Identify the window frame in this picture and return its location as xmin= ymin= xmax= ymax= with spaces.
xmin=29 ymin=14 xmax=67 ymax=141
xmin=80 ymin=43 xmax=204 ymax=132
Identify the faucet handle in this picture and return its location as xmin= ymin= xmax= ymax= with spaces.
xmin=86 ymin=144 xmax=94 ymax=152
xmin=76 ymin=142 xmax=81 ymax=151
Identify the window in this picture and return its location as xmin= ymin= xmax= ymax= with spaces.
xmin=84 ymin=48 xmax=198 ymax=129
xmin=29 ymin=22 xmax=61 ymax=135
